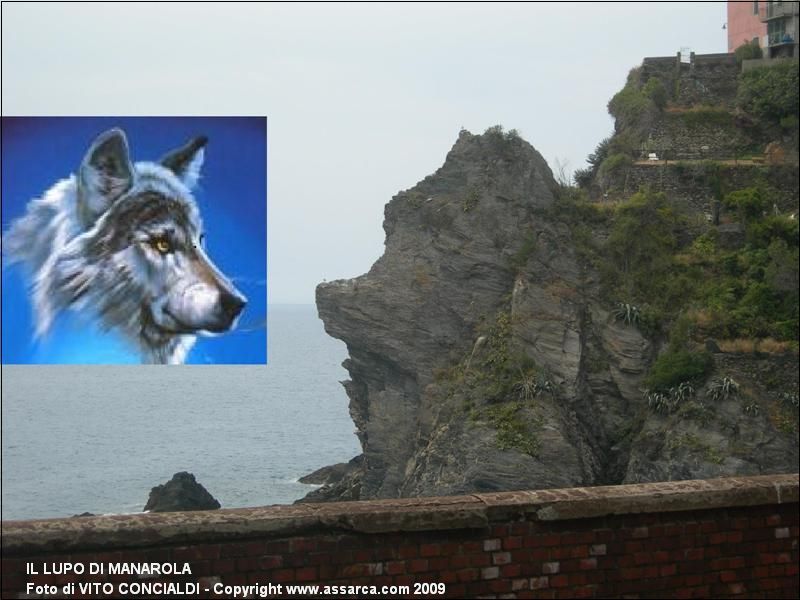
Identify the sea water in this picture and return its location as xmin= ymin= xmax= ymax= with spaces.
xmin=0 ymin=304 xmax=360 ymax=520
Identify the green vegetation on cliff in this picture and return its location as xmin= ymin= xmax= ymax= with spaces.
xmin=434 ymin=310 xmax=547 ymax=458
xmin=737 ymin=60 xmax=799 ymax=130
xmin=734 ymin=40 xmax=763 ymax=64
xmin=603 ymin=189 xmax=681 ymax=307
xmin=607 ymin=68 xmax=665 ymax=136
xmin=557 ymin=185 xmax=798 ymax=347
xmin=645 ymin=349 xmax=712 ymax=391
xmin=568 ymin=54 xmax=798 ymax=357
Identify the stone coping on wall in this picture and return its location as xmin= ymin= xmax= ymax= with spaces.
xmin=642 ymin=52 xmax=737 ymax=64
xmin=2 ymin=474 xmax=797 ymax=556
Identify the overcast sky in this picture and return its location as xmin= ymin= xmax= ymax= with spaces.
xmin=2 ymin=2 xmax=727 ymax=304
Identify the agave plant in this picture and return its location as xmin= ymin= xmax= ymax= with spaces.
xmin=665 ymin=388 xmax=679 ymax=410
xmin=534 ymin=378 xmax=555 ymax=397
xmin=673 ymin=381 xmax=696 ymax=403
xmin=514 ymin=370 xmax=538 ymax=402
xmin=645 ymin=390 xmax=672 ymax=414
xmin=780 ymin=391 xmax=799 ymax=409
xmin=514 ymin=369 xmax=556 ymax=401
xmin=646 ymin=381 xmax=696 ymax=415
xmin=743 ymin=401 xmax=760 ymax=417
xmin=614 ymin=302 xmax=641 ymax=326
xmin=706 ymin=376 xmax=740 ymax=402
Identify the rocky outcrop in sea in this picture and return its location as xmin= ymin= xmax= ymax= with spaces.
xmin=144 ymin=472 xmax=221 ymax=512
xmin=304 ymin=127 xmax=798 ymax=502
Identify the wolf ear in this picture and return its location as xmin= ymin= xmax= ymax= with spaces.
xmin=160 ymin=136 xmax=208 ymax=189
xmin=78 ymin=128 xmax=134 ymax=226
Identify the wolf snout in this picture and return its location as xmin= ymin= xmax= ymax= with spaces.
xmin=220 ymin=290 xmax=247 ymax=322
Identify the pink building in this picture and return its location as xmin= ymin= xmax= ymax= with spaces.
xmin=727 ymin=1 xmax=767 ymax=51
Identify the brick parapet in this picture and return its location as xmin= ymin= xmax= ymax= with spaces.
xmin=2 ymin=474 xmax=798 ymax=598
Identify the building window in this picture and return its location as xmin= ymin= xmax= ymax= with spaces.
xmin=753 ymin=1 xmax=759 ymax=15
xmin=768 ymin=18 xmax=786 ymax=44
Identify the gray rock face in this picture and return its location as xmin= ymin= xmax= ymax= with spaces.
xmin=144 ymin=472 xmax=221 ymax=512
xmin=309 ymin=129 xmax=798 ymax=502
xmin=298 ymin=456 xmax=363 ymax=486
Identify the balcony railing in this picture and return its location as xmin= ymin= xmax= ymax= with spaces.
xmin=760 ymin=2 xmax=800 ymax=22
xmin=768 ymin=31 xmax=797 ymax=46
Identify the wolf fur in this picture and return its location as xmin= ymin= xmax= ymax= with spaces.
xmin=4 ymin=128 xmax=247 ymax=364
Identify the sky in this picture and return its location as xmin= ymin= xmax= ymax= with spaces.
xmin=1 ymin=2 xmax=728 ymax=304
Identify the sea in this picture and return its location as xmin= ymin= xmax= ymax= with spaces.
xmin=0 ymin=304 xmax=361 ymax=521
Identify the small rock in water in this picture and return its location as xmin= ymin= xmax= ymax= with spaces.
xmin=144 ymin=472 xmax=221 ymax=512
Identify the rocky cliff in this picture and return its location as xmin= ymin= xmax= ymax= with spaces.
xmin=305 ymin=126 xmax=798 ymax=502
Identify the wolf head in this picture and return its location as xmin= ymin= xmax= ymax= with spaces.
xmin=28 ymin=128 xmax=247 ymax=363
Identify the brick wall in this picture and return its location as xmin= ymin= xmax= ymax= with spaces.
xmin=2 ymin=474 xmax=797 ymax=599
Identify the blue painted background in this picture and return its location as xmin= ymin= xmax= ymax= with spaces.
xmin=1 ymin=117 xmax=267 ymax=364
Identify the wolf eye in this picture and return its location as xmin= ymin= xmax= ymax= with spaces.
xmin=152 ymin=237 xmax=172 ymax=255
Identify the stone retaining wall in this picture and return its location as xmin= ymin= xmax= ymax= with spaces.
xmin=610 ymin=163 xmax=799 ymax=215
xmin=641 ymin=53 xmax=740 ymax=108
xmin=644 ymin=112 xmax=760 ymax=161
